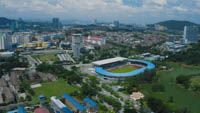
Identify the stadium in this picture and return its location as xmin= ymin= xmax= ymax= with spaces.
xmin=93 ymin=57 xmax=155 ymax=80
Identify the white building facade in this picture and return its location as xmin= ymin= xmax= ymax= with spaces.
xmin=0 ymin=33 xmax=12 ymax=50
xmin=72 ymin=34 xmax=83 ymax=58
xmin=183 ymin=26 xmax=199 ymax=44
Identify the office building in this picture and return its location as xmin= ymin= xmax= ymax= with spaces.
xmin=72 ymin=34 xmax=83 ymax=58
xmin=52 ymin=18 xmax=61 ymax=29
xmin=183 ymin=26 xmax=199 ymax=44
xmin=114 ymin=20 xmax=120 ymax=28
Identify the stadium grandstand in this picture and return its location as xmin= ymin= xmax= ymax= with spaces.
xmin=93 ymin=57 xmax=155 ymax=80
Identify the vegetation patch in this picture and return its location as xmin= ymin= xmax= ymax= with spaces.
xmin=32 ymin=53 xmax=59 ymax=62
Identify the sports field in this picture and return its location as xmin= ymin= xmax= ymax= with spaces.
xmin=33 ymin=79 xmax=79 ymax=100
xmin=32 ymin=53 xmax=59 ymax=62
xmin=108 ymin=65 xmax=138 ymax=73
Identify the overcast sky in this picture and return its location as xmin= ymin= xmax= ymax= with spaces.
xmin=0 ymin=0 xmax=200 ymax=24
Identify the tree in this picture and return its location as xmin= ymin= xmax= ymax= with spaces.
xmin=175 ymin=107 xmax=191 ymax=113
xmin=147 ymin=97 xmax=171 ymax=113
xmin=152 ymin=83 xmax=165 ymax=92
xmin=26 ymin=95 xmax=32 ymax=101
xmin=176 ymin=75 xmax=191 ymax=88
xmin=124 ymin=105 xmax=137 ymax=113
xmin=169 ymin=96 xmax=174 ymax=103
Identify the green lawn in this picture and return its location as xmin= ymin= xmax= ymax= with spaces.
xmin=33 ymin=79 xmax=79 ymax=100
xmin=108 ymin=66 xmax=138 ymax=73
xmin=32 ymin=53 xmax=59 ymax=62
xmin=141 ymin=62 xmax=200 ymax=113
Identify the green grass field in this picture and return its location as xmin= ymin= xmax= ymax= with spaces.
xmin=141 ymin=62 xmax=200 ymax=113
xmin=32 ymin=53 xmax=59 ymax=62
xmin=33 ymin=79 xmax=79 ymax=100
xmin=108 ymin=66 xmax=138 ymax=73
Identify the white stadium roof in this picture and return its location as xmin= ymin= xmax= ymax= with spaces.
xmin=92 ymin=57 xmax=128 ymax=66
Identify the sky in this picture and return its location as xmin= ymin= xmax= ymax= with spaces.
xmin=0 ymin=0 xmax=200 ymax=24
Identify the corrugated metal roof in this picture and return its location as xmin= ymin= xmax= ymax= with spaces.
xmin=83 ymin=98 xmax=97 ymax=108
xmin=62 ymin=94 xmax=86 ymax=111
xmin=92 ymin=57 xmax=128 ymax=66
xmin=51 ymin=96 xmax=66 ymax=109
xmin=51 ymin=96 xmax=72 ymax=113
xmin=61 ymin=107 xmax=73 ymax=113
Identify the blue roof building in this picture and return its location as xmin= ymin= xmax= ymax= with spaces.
xmin=8 ymin=106 xmax=27 ymax=113
xmin=38 ymin=94 xmax=45 ymax=99
xmin=83 ymin=98 xmax=97 ymax=108
xmin=62 ymin=94 xmax=86 ymax=112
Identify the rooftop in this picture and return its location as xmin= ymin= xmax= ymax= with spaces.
xmin=83 ymin=97 xmax=98 ymax=108
xmin=34 ymin=107 xmax=50 ymax=113
xmin=130 ymin=92 xmax=144 ymax=101
xmin=92 ymin=57 xmax=128 ymax=66
xmin=62 ymin=94 xmax=86 ymax=111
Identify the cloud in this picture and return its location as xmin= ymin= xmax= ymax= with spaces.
xmin=173 ymin=6 xmax=188 ymax=12
xmin=0 ymin=0 xmax=199 ymax=24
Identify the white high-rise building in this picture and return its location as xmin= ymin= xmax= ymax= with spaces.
xmin=183 ymin=26 xmax=199 ymax=44
xmin=0 ymin=33 xmax=12 ymax=50
xmin=72 ymin=34 xmax=83 ymax=58
xmin=11 ymin=32 xmax=31 ymax=45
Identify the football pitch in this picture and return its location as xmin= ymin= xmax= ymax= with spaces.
xmin=108 ymin=65 xmax=138 ymax=73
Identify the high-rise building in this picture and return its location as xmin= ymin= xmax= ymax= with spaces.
xmin=11 ymin=32 xmax=31 ymax=45
xmin=52 ymin=18 xmax=61 ymax=29
xmin=0 ymin=33 xmax=12 ymax=50
xmin=114 ymin=20 xmax=120 ymax=28
xmin=11 ymin=21 xmax=19 ymax=32
xmin=94 ymin=19 xmax=97 ymax=25
xmin=183 ymin=26 xmax=199 ymax=44
xmin=72 ymin=34 xmax=83 ymax=58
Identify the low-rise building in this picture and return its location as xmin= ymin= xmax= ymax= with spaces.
xmin=3 ymin=87 xmax=14 ymax=103
xmin=62 ymin=94 xmax=86 ymax=113
xmin=51 ymin=96 xmax=72 ymax=113
xmin=130 ymin=92 xmax=144 ymax=101
xmin=84 ymin=36 xmax=106 ymax=46
xmin=0 ymin=78 xmax=7 ymax=88
xmin=10 ymin=73 xmax=20 ymax=93
xmin=34 ymin=107 xmax=50 ymax=113
xmin=83 ymin=98 xmax=98 ymax=113
xmin=8 ymin=106 xmax=27 ymax=113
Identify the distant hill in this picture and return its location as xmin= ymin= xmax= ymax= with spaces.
xmin=0 ymin=17 xmax=15 ymax=25
xmin=156 ymin=20 xmax=200 ymax=31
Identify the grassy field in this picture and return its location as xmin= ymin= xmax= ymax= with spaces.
xmin=33 ymin=79 xmax=79 ymax=100
xmin=141 ymin=62 xmax=200 ymax=113
xmin=32 ymin=53 xmax=59 ymax=62
xmin=108 ymin=66 xmax=138 ymax=73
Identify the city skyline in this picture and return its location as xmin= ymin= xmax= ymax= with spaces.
xmin=0 ymin=0 xmax=200 ymax=24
